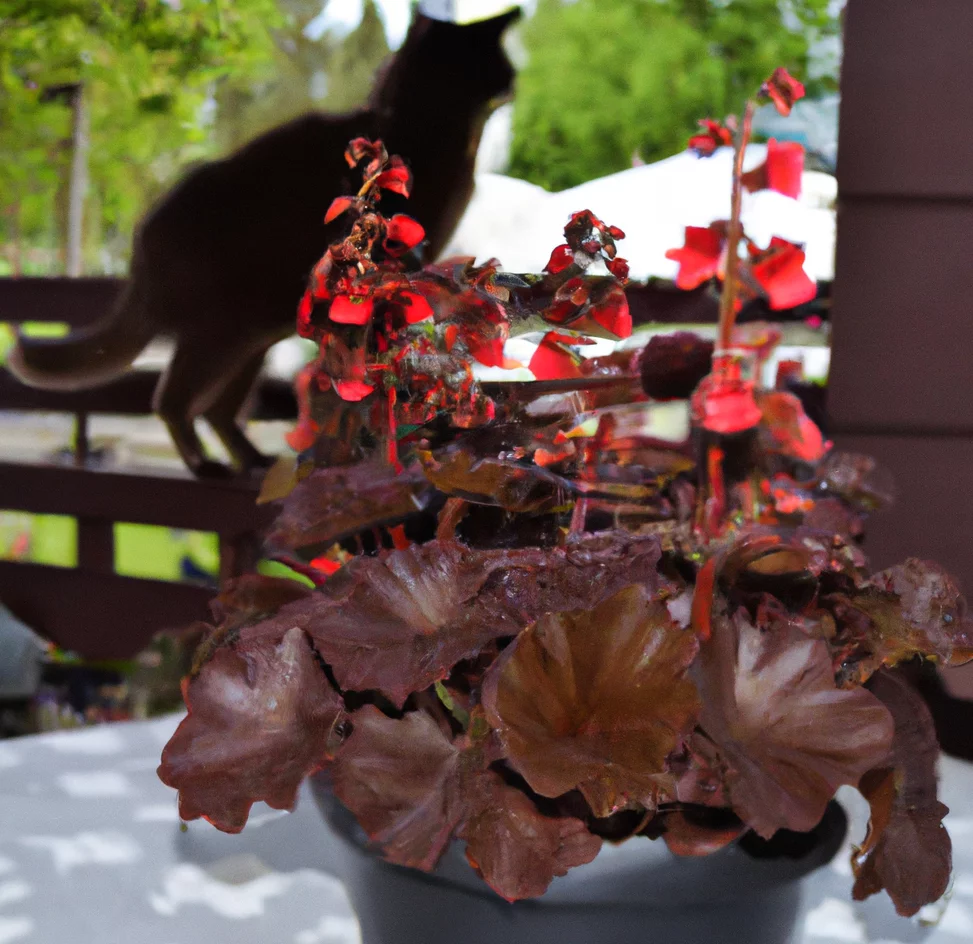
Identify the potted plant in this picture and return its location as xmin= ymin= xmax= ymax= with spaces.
xmin=159 ymin=70 xmax=971 ymax=944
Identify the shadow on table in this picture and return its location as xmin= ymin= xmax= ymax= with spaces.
xmin=169 ymin=782 xmax=346 ymax=879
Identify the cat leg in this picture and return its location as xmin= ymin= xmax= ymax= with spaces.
xmin=153 ymin=338 xmax=243 ymax=478
xmin=203 ymin=349 xmax=275 ymax=473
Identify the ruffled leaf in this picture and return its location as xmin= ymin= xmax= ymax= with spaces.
xmin=266 ymin=459 xmax=431 ymax=553
xmin=827 ymin=560 xmax=973 ymax=683
xmin=483 ymin=585 xmax=699 ymax=816
xmin=462 ymin=772 xmax=602 ymax=900
xmin=330 ymin=706 xmax=601 ymax=898
xmin=695 ymin=603 xmax=895 ymax=838
xmin=158 ymin=626 xmax=343 ymax=832
xmin=245 ymin=532 xmax=664 ymax=708
xmin=419 ymin=447 xmax=567 ymax=513
xmin=330 ymin=706 xmax=464 ymax=871
xmin=852 ymin=671 xmax=952 ymax=916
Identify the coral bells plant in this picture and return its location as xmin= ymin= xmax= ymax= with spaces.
xmin=160 ymin=70 xmax=971 ymax=915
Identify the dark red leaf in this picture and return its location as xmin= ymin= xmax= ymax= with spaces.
xmin=419 ymin=447 xmax=567 ymax=513
xmin=331 ymin=706 xmax=464 ymax=871
xmin=665 ymin=226 xmax=724 ymax=290
xmin=483 ymin=585 xmax=699 ymax=817
xmin=330 ymin=707 xmax=601 ymax=898
xmin=325 ymin=196 xmax=355 ymax=224
xmin=660 ymin=811 xmax=746 ymax=857
xmin=462 ymin=771 xmax=602 ymax=900
xmin=852 ymin=671 xmax=952 ymax=916
xmin=827 ymin=560 xmax=973 ymax=682
xmin=158 ymin=626 xmax=343 ymax=832
xmin=266 ymin=458 xmax=431 ymax=553
xmin=694 ymin=602 xmax=895 ymax=838
xmin=249 ymin=532 xmax=665 ymax=708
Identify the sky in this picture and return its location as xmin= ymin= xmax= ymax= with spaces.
xmin=303 ymin=0 xmax=524 ymax=48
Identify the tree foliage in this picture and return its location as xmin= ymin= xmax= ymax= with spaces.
xmin=509 ymin=0 xmax=840 ymax=190
xmin=0 ymin=0 xmax=281 ymax=271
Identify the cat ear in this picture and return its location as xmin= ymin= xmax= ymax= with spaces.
xmin=480 ymin=7 xmax=521 ymax=35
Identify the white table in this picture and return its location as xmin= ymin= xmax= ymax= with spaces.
xmin=1 ymin=714 xmax=971 ymax=944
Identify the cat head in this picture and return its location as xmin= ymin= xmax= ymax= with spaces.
xmin=371 ymin=8 xmax=520 ymax=118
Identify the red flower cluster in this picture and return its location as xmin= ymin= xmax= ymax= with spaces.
xmin=665 ymin=225 xmax=815 ymax=311
xmin=688 ymin=118 xmax=734 ymax=157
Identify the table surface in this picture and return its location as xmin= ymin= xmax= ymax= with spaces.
xmin=1 ymin=714 xmax=972 ymax=944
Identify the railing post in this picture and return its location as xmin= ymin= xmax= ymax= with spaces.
xmin=219 ymin=531 xmax=262 ymax=585
xmin=77 ymin=517 xmax=114 ymax=576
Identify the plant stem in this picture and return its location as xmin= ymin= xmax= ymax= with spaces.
xmin=717 ymin=98 xmax=755 ymax=353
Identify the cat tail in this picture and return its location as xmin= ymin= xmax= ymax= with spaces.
xmin=7 ymin=276 xmax=156 ymax=391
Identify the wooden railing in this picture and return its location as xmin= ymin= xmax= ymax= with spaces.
xmin=0 ymin=277 xmax=290 ymax=660
xmin=0 ymin=275 xmax=830 ymax=661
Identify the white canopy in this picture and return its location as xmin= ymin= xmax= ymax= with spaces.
xmin=441 ymin=145 xmax=836 ymax=283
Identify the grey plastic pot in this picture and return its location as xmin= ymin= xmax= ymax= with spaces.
xmin=311 ymin=778 xmax=847 ymax=944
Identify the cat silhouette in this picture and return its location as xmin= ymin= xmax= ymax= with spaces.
xmin=9 ymin=10 xmax=519 ymax=477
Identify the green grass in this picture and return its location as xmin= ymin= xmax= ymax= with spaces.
xmin=0 ymin=512 xmax=220 ymax=580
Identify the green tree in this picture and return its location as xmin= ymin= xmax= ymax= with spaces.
xmin=508 ymin=0 xmax=839 ymax=191
xmin=0 ymin=0 xmax=282 ymax=272
xmin=213 ymin=0 xmax=391 ymax=154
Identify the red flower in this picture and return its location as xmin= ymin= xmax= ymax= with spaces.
xmin=398 ymin=290 xmax=434 ymax=324
xmin=589 ymin=284 xmax=632 ymax=337
xmin=544 ymin=244 xmax=574 ymax=274
xmin=529 ymin=332 xmax=584 ymax=381
xmin=345 ymin=138 xmax=387 ymax=177
xmin=374 ymin=157 xmax=412 ymax=197
xmin=325 ymin=196 xmax=355 ymax=224
xmin=606 ymin=256 xmax=630 ymax=282
xmin=762 ymin=68 xmax=806 ymax=117
xmin=665 ymin=226 xmax=725 ymax=290
xmin=742 ymin=140 xmax=805 ymax=199
xmin=329 ymin=294 xmax=374 ymax=325
xmin=470 ymin=337 xmax=506 ymax=368
xmin=688 ymin=119 xmax=733 ymax=157
xmin=335 ymin=379 xmax=376 ymax=401
xmin=750 ymin=238 xmax=816 ymax=310
xmin=383 ymin=214 xmax=425 ymax=255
